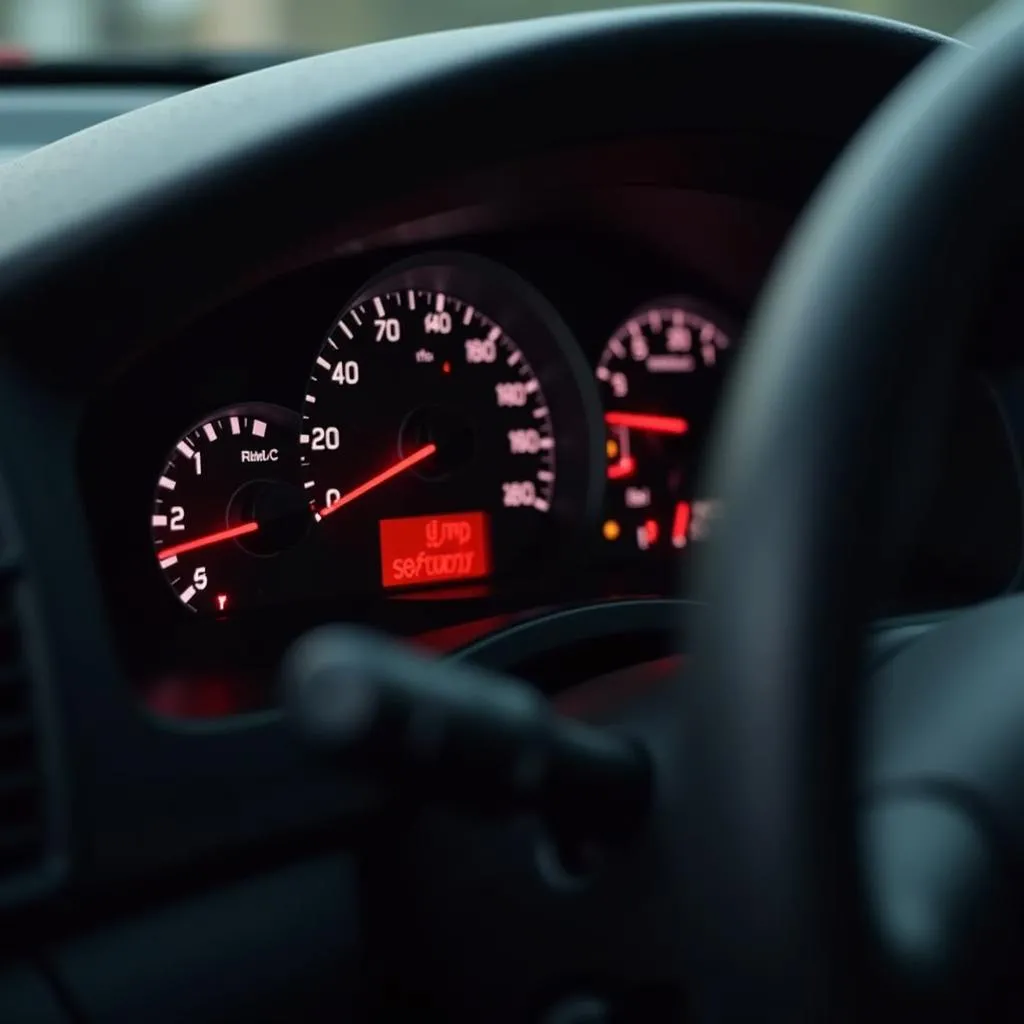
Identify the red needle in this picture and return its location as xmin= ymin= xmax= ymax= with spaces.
xmin=157 ymin=521 xmax=259 ymax=561
xmin=607 ymin=456 xmax=636 ymax=480
xmin=318 ymin=443 xmax=437 ymax=519
xmin=605 ymin=412 xmax=689 ymax=435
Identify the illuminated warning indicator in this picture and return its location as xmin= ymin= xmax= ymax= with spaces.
xmin=672 ymin=502 xmax=692 ymax=549
xmin=637 ymin=519 xmax=660 ymax=551
xmin=216 ymin=594 xmax=229 ymax=612
xmin=603 ymin=519 xmax=621 ymax=542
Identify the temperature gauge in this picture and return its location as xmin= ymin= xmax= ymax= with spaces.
xmin=596 ymin=297 xmax=733 ymax=555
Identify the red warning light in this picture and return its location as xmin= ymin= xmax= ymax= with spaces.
xmin=644 ymin=519 xmax=660 ymax=545
xmin=216 ymin=594 xmax=229 ymax=612
xmin=672 ymin=502 xmax=691 ymax=548
xmin=442 ymin=360 xmax=452 ymax=374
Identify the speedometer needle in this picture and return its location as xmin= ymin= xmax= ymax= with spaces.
xmin=317 ymin=443 xmax=437 ymax=520
xmin=157 ymin=521 xmax=260 ymax=561
xmin=605 ymin=412 xmax=689 ymax=435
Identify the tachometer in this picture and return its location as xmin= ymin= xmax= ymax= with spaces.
xmin=597 ymin=297 xmax=734 ymax=555
xmin=300 ymin=254 xmax=600 ymax=593
xmin=151 ymin=403 xmax=305 ymax=613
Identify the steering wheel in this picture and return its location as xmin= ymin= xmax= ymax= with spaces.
xmin=685 ymin=2 xmax=1024 ymax=1019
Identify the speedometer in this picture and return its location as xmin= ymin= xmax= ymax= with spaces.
xmin=300 ymin=254 xmax=600 ymax=593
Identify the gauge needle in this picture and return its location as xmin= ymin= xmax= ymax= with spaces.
xmin=317 ymin=443 xmax=437 ymax=520
xmin=607 ymin=456 xmax=636 ymax=480
xmin=157 ymin=521 xmax=259 ymax=561
xmin=605 ymin=412 xmax=689 ymax=435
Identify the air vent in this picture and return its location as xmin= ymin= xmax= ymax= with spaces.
xmin=0 ymin=571 xmax=45 ymax=878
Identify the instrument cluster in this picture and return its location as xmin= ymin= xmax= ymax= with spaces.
xmin=78 ymin=224 xmax=744 ymax=708
xmin=148 ymin=253 xmax=605 ymax=615
xmin=79 ymin=218 xmax=1024 ymax=713
xmin=143 ymin=250 xmax=734 ymax=618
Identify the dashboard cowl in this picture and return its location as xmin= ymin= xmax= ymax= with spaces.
xmin=0 ymin=500 xmax=61 ymax=904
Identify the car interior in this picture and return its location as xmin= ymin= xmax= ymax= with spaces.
xmin=2 ymin=1 xmax=1024 ymax=1020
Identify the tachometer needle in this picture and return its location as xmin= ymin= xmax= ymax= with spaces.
xmin=318 ymin=443 xmax=437 ymax=519
xmin=605 ymin=412 xmax=689 ymax=435
xmin=157 ymin=521 xmax=259 ymax=561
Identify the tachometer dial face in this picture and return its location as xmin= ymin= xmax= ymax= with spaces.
xmin=151 ymin=404 xmax=305 ymax=613
xmin=596 ymin=298 xmax=733 ymax=556
xmin=300 ymin=255 xmax=599 ymax=594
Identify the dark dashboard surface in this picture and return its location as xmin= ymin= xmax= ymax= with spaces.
xmin=76 ymin=156 xmax=1024 ymax=715
xmin=0 ymin=7 xmax=1014 ymax=1023
xmin=79 ymin=177 xmax=791 ymax=712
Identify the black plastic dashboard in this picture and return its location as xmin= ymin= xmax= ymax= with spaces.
xmin=0 ymin=6 xmax=1021 ymax=1021
xmin=79 ymin=175 xmax=794 ymax=712
xmin=75 ymin=138 xmax=1024 ymax=716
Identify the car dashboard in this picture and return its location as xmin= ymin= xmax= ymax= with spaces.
xmin=2 ymin=8 xmax=1024 ymax=1022
xmin=76 ymin=142 xmax=1024 ymax=715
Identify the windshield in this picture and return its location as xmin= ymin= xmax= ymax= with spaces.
xmin=0 ymin=1 xmax=996 ymax=57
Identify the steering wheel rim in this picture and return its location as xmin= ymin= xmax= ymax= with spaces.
xmin=683 ymin=3 xmax=1024 ymax=1017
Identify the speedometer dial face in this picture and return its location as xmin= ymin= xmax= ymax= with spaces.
xmin=304 ymin=291 xmax=556 ymax=517
xmin=300 ymin=255 xmax=598 ymax=594
xmin=597 ymin=298 xmax=734 ymax=555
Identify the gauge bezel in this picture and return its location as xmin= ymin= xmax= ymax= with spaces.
xmin=599 ymin=294 xmax=740 ymax=367
xmin=308 ymin=250 xmax=605 ymax=538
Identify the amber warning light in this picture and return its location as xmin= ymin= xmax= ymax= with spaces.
xmin=379 ymin=511 xmax=492 ymax=589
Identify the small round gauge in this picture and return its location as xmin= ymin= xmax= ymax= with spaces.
xmin=596 ymin=297 xmax=734 ymax=555
xmin=151 ymin=403 xmax=306 ymax=613
xmin=300 ymin=254 xmax=600 ymax=594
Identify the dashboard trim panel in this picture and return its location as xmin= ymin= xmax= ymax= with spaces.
xmin=0 ymin=5 xmax=954 ymax=905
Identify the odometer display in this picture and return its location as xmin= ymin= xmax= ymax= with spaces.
xmin=300 ymin=259 xmax=572 ymax=593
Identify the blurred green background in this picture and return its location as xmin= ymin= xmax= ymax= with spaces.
xmin=0 ymin=0 xmax=999 ymax=57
